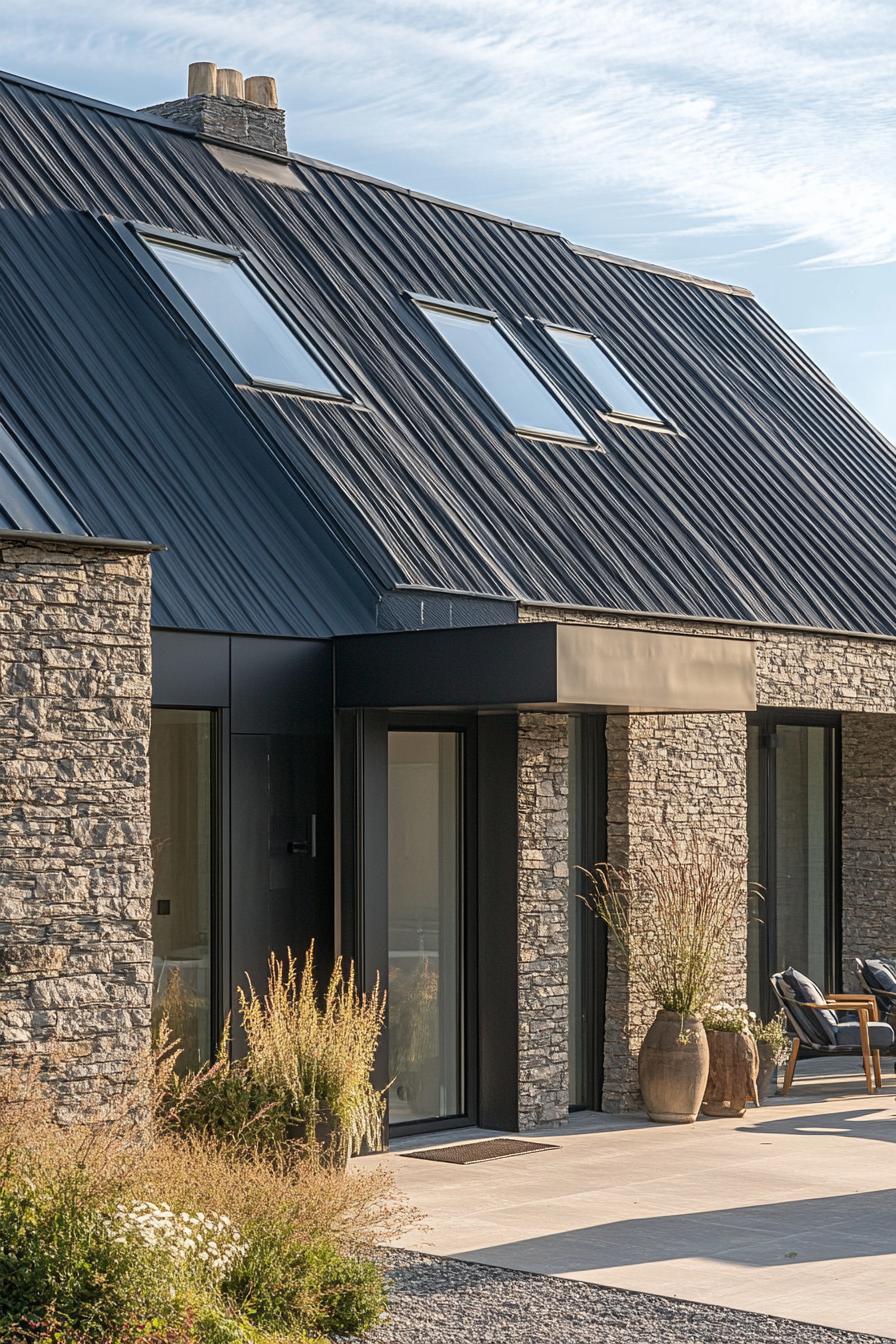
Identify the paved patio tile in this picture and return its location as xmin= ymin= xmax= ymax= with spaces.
xmin=357 ymin=1059 xmax=896 ymax=1336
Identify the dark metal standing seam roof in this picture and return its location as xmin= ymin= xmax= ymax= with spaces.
xmin=0 ymin=70 xmax=894 ymax=637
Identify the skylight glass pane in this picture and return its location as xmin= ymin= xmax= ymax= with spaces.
xmin=423 ymin=306 xmax=585 ymax=441
xmin=147 ymin=240 xmax=339 ymax=394
xmin=548 ymin=327 xmax=660 ymax=422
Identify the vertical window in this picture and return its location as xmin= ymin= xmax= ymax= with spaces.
xmin=567 ymin=715 xmax=607 ymax=1109
xmin=747 ymin=716 xmax=839 ymax=1017
xmin=417 ymin=299 xmax=590 ymax=443
xmin=150 ymin=708 xmax=215 ymax=1069
xmin=545 ymin=325 xmax=663 ymax=424
xmin=143 ymin=236 xmax=341 ymax=395
xmin=387 ymin=730 xmax=463 ymax=1124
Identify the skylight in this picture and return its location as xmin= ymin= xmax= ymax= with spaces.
xmin=545 ymin=326 xmax=662 ymax=424
xmin=418 ymin=301 xmax=589 ymax=444
xmin=145 ymin=238 xmax=340 ymax=396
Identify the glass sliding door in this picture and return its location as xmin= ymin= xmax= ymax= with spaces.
xmin=149 ymin=708 xmax=215 ymax=1069
xmin=747 ymin=714 xmax=839 ymax=1016
xmin=387 ymin=730 xmax=463 ymax=1125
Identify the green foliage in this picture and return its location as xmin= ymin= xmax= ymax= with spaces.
xmin=224 ymin=1228 xmax=386 ymax=1339
xmin=752 ymin=1011 xmax=790 ymax=1059
xmin=0 ymin=1062 xmax=395 ymax=1344
xmin=0 ymin=1170 xmax=180 ymax=1341
xmin=155 ymin=1053 xmax=293 ymax=1153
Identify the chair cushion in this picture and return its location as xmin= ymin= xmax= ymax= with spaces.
xmin=781 ymin=967 xmax=838 ymax=1046
xmin=863 ymin=958 xmax=896 ymax=995
xmin=834 ymin=1020 xmax=895 ymax=1050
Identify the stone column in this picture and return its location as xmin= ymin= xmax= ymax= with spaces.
xmin=603 ymin=711 xmax=748 ymax=1111
xmin=517 ymin=712 xmax=569 ymax=1128
xmin=842 ymin=712 xmax=896 ymax=979
xmin=0 ymin=537 xmax=154 ymax=1123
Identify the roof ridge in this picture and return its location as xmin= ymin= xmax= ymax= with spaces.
xmin=0 ymin=67 xmax=751 ymax=297
xmin=566 ymin=242 xmax=753 ymax=298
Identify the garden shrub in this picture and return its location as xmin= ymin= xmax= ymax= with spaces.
xmin=0 ymin=1063 xmax=408 ymax=1344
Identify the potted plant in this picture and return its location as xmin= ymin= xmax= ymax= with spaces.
xmin=751 ymin=1012 xmax=790 ymax=1102
xmin=701 ymin=1001 xmax=760 ymax=1117
xmin=583 ymin=836 xmax=751 ymax=1124
xmin=237 ymin=944 xmax=387 ymax=1167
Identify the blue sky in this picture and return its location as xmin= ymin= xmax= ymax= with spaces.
xmin=3 ymin=0 xmax=895 ymax=439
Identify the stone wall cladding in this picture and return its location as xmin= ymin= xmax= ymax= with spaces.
xmin=517 ymin=712 xmax=569 ymax=1128
xmin=0 ymin=539 xmax=153 ymax=1122
xmin=842 ymin=712 xmax=896 ymax=979
xmin=142 ymin=95 xmax=288 ymax=156
xmin=520 ymin=605 xmax=896 ymax=1112
xmin=603 ymin=712 xmax=747 ymax=1111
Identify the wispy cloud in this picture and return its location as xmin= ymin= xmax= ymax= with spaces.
xmin=3 ymin=0 xmax=896 ymax=267
xmin=790 ymin=325 xmax=855 ymax=336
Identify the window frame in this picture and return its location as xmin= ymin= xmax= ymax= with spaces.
xmin=540 ymin=320 xmax=675 ymax=434
xmin=408 ymin=292 xmax=599 ymax=449
xmin=119 ymin=220 xmax=353 ymax=402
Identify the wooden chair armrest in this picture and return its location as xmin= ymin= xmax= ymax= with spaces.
xmin=797 ymin=999 xmax=875 ymax=1021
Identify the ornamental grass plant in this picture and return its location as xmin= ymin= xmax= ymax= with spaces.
xmin=582 ymin=833 xmax=757 ymax=1019
xmin=0 ymin=1056 xmax=408 ymax=1343
xmin=237 ymin=946 xmax=387 ymax=1161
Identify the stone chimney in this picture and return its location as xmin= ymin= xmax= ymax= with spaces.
xmin=141 ymin=62 xmax=287 ymax=157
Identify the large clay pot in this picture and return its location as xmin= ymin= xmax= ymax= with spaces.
xmin=755 ymin=1039 xmax=778 ymax=1103
xmin=639 ymin=1011 xmax=709 ymax=1123
xmin=702 ymin=1029 xmax=759 ymax=1117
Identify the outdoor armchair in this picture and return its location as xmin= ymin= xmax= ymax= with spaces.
xmin=855 ymin=956 xmax=896 ymax=1028
xmin=770 ymin=967 xmax=894 ymax=1096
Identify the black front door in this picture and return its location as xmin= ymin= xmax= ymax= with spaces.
xmin=747 ymin=712 xmax=841 ymax=1017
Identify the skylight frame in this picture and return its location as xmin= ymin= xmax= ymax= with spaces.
xmin=541 ymin=321 xmax=672 ymax=432
xmin=123 ymin=221 xmax=353 ymax=402
xmin=409 ymin=292 xmax=598 ymax=449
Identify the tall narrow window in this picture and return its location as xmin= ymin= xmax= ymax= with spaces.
xmin=418 ymin=300 xmax=589 ymax=443
xmin=387 ymin=730 xmax=463 ymax=1125
xmin=567 ymin=715 xmax=607 ymax=1109
xmin=144 ymin=237 xmax=340 ymax=395
xmin=747 ymin=716 xmax=839 ymax=1018
xmin=546 ymin=325 xmax=663 ymax=424
xmin=150 ymin=708 xmax=215 ymax=1070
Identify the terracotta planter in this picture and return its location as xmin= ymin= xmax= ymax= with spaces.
xmin=755 ymin=1040 xmax=779 ymax=1103
xmin=639 ymin=1011 xmax=709 ymax=1124
xmin=702 ymin=1029 xmax=759 ymax=1117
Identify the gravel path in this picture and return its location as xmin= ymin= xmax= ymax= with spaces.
xmin=351 ymin=1249 xmax=891 ymax=1344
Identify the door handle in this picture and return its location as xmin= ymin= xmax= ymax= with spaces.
xmin=287 ymin=814 xmax=317 ymax=858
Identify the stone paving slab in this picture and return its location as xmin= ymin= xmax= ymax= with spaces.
xmin=356 ymin=1060 xmax=896 ymax=1337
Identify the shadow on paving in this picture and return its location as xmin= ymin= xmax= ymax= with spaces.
xmin=457 ymin=1187 xmax=896 ymax=1273
xmin=739 ymin=1106 xmax=896 ymax=1145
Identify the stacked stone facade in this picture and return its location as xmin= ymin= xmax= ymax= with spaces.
xmin=142 ymin=95 xmax=288 ymax=156
xmin=841 ymin=713 xmax=896 ymax=976
xmin=0 ymin=537 xmax=153 ymax=1121
xmin=603 ymin=712 xmax=748 ymax=1111
xmin=519 ymin=604 xmax=896 ymax=1114
xmin=517 ymin=712 xmax=569 ymax=1128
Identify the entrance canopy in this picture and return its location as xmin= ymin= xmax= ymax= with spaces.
xmin=335 ymin=621 xmax=756 ymax=713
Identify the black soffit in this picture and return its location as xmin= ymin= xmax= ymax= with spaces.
xmin=0 ymin=70 xmax=894 ymax=637
xmin=334 ymin=622 xmax=757 ymax=713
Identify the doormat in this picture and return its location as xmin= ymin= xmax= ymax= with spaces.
xmin=403 ymin=1137 xmax=559 ymax=1165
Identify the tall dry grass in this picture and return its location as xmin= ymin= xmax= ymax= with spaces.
xmin=238 ymin=944 xmax=386 ymax=1159
xmin=582 ymin=832 xmax=757 ymax=1017
xmin=0 ymin=1057 xmax=413 ymax=1261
